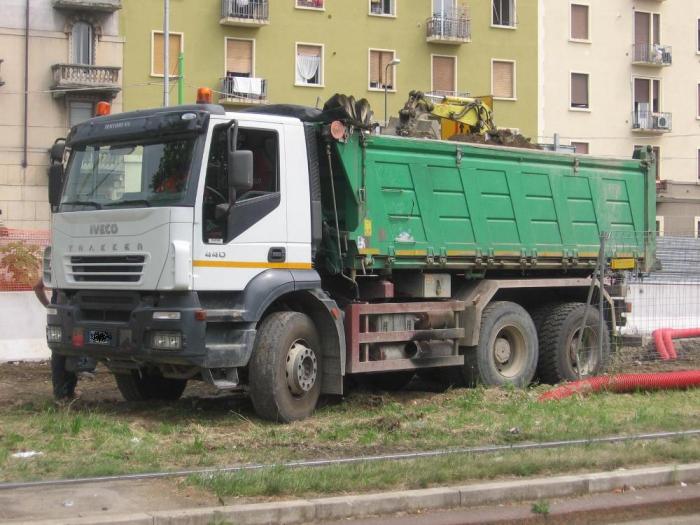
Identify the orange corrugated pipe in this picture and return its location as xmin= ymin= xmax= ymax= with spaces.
xmin=539 ymin=370 xmax=700 ymax=401
xmin=652 ymin=328 xmax=700 ymax=360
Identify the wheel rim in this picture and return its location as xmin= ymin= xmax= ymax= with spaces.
xmin=285 ymin=339 xmax=318 ymax=397
xmin=490 ymin=324 xmax=527 ymax=378
xmin=568 ymin=327 xmax=599 ymax=376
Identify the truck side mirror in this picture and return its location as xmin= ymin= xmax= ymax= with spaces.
xmin=228 ymin=150 xmax=253 ymax=193
xmin=50 ymin=139 xmax=66 ymax=163
xmin=48 ymin=163 xmax=64 ymax=208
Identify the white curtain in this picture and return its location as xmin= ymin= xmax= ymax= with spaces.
xmin=296 ymin=55 xmax=320 ymax=84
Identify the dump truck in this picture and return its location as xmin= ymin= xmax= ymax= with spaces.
xmin=43 ymin=98 xmax=656 ymax=421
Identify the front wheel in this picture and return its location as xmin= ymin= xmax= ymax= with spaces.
xmin=249 ymin=312 xmax=322 ymax=422
xmin=114 ymin=369 xmax=187 ymax=401
xmin=464 ymin=301 xmax=538 ymax=388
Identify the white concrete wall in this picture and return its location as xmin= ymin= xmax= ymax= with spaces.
xmin=0 ymin=292 xmax=50 ymax=362
xmin=540 ymin=0 xmax=700 ymax=185
xmin=622 ymin=282 xmax=700 ymax=336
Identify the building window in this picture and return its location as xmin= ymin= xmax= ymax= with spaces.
xmin=492 ymin=0 xmax=515 ymax=27
xmin=570 ymin=4 xmax=589 ymax=41
xmin=637 ymin=145 xmax=661 ymax=180
xmin=633 ymin=77 xmax=661 ymax=124
xmin=69 ymin=101 xmax=94 ymax=127
xmin=226 ymin=38 xmax=254 ymax=77
xmin=432 ymin=55 xmax=456 ymax=94
xmin=433 ymin=0 xmax=457 ymax=17
xmin=697 ymin=19 xmax=700 ymax=52
xmin=295 ymin=43 xmax=323 ymax=86
xmin=634 ymin=11 xmax=661 ymax=62
xmin=698 ymin=149 xmax=700 ymax=181
xmin=492 ymin=60 xmax=515 ymax=99
xmin=695 ymin=216 xmax=700 ymax=238
xmin=72 ymin=21 xmax=94 ymax=65
xmin=655 ymin=216 xmax=664 ymax=237
xmin=697 ymin=84 xmax=700 ymax=118
xmin=151 ymin=31 xmax=183 ymax=77
xmin=370 ymin=0 xmax=395 ymax=16
xmin=570 ymin=72 xmax=589 ymax=109
xmin=369 ymin=49 xmax=397 ymax=90
xmin=296 ymin=0 xmax=324 ymax=9
xmin=571 ymin=142 xmax=589 ymax=154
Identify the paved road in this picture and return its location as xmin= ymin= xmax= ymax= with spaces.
xmin=322 ymin=483 xmax=700 ymax=525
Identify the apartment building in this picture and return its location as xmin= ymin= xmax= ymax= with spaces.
xmin=120 ymin=0 xmax=538 ymax=137
xmin=0 ymin=0 xmax=124 ymax=230
xmin=539 ymin=0 xmax=700 ymax=236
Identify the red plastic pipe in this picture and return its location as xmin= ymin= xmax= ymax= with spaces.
xmin=653 ymin=329 xmax=670 ymax=360
xmin=662 ymin=330 xmax=677 ymax=360
xmin=539 ymin=370 xmax=700 ymax=401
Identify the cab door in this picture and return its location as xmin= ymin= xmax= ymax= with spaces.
xmin=193 ymin=120 xmax=287 ymax=291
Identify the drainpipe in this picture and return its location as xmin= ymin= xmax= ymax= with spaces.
xmin=163 ymin=0 xmax=169 ymax=107
xmin=22 ymin=0 xmax=29 ymax=168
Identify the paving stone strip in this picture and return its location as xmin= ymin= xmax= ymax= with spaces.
xmin=8 ymin=463 xmax=700 ymax=525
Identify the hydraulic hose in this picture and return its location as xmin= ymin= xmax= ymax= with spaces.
xmin=539 ymin=370 xmax=700 ymax=401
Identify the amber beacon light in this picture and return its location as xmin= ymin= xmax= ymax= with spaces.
xmin=96 ymin=101 xmax=111 ymax=116
xmin=196 ymin=87 xmax=213 ymax=104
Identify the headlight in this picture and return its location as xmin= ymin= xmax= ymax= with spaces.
xmin=151 ymin=331 xmax=182 ymax=350
xmin=46 ymin=325 xmax=62 ymax=343
xmin=42 ymin=246 xmax=53 ymax=286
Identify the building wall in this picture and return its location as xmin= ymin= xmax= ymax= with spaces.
xmin=539 ymin=0 xmax=700 ymax=189
xmin=120 ymin=0 xmax=539 ymax=137
xmin=0 ymin=0 xmax=123 ymax=230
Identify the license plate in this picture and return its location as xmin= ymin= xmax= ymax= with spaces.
xmin=87 ymin=330 xmax=113 ymax=346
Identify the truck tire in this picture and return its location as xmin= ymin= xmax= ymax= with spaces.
xmin=249 ymin=312 xmax=322 ymax=422
xmin=51 ymin=353 xmax=78 ymax=400
xmin=463 ymin=301 xmax=538 ymax=388
xmin=114 ymin=370 xmax=187 ymax=402
xmin=537 ymin=302 xmax=610 ymax=384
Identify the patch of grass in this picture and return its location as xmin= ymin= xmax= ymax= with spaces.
xmin=0 ymin=385 xmax=699 ymax=483
xmin=532 ymin=500 xmax=550 ymax=515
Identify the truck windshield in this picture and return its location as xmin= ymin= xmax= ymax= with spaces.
xmin=60 ymin=138 xmax=196 ymax=211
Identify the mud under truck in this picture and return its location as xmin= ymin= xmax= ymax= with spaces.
xmin=43 ymin=102 xmax=655 ymax=421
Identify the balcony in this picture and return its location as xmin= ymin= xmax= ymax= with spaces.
xmin=631 ymin=111 xmax=672 ymax=133
xmin=52 ymin=0 xmax=121 ymax=12
xmin=426 ymin=14 xmax=471 ymax=44
xmin=220 ymin=0 xmax=269 ymax=27
xmin=632 ymin=43 xmax=672 ymax=67
xmin=50 ymin=64 xmax=121 ymax=98
xmin=219 ymin=76 xmax=268 ymax=106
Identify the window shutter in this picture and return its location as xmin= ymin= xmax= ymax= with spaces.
xmin=571 ymin=5 xmax=588 ymax=40
xmin=227 ymin=40 xmax=253 ymax=75
xmin=298 ymin=44 xmax=321 ymax=57
xmin=635 ymin=12 xmax=650 ymax=46
xmin=369 ymin=51 xmax=380 ymax=84
xmin=433 ymin=56 xmax=456 ymax=93
xmin=634 ymin=78 xmax=650 ymax=104
xmin=153 ymin=33 xmax=181 ymax=76
xmin=571 ymin=73 xmax=588 ymax=108
xmin=571 ymin=142 xmax=589 ymax=154
xmin=492 ymin=61 xmax=514 ymax=99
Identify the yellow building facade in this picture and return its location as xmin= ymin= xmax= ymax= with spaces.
xmin=121 ymin=0 xmax=538 ymax=136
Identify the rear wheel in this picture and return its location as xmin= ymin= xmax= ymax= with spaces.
xmin=537 ymin=302 xmax=610 ymax=384
xmin=464 ymin=301 xmax=538 ymax=388
xmin=114 ymin=369 xmax=187 ymax=401
xmin=249 ymin=312 xmax=322 ymax=422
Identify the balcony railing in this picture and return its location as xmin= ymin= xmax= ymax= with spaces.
xmin=632 ymin=110 xmax=672 ymax=133
xmin=219 ymin=76 xmax=268 ymax=105
xmin=220 ymin=0 xmax=269 ymax=26
xmin=633 ymin=43 xmax=672 ymax=66
xmin=51 ymin=64 xmax=121 ymax=95
xmin=426 ymin=14 xmax=471 ymax=43
xmin=52 ymin=0 xmax=121 ymax=12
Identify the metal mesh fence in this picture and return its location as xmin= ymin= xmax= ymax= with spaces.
xmin=590 ymin=230 xmax=700 ymax=376
xmin=0 ymin=228 xmax=49 ymax=292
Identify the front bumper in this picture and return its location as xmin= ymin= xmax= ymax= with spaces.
xmin=47 ymin=290 xmax=255 ymax=369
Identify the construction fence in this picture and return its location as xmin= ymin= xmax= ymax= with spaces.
xmin=0 ymin=228 xmax=49 ymax=292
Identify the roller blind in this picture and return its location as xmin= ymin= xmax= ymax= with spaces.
xmin=492 ymin=61 xmax=514 ymax=99
xmin=369 ymin=50 xmax=395 ymax=86
xmin=571 ymin=73 xmax=589 ymax=108
xmin=571 ymin=142 xmax=589 ymax=154
xmin=433 ymin=56 xmax=456 ymax=93
xmin=227 ymin=40 xmax=253 ymax=75
xmin=153 ymin=32 xmax=182 ymax=76
xmin=635 ymin=12 xmax=650 ymax=45
xmin=571 ymin=4 xmax=589 ymax=40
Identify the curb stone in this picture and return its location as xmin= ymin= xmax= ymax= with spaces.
xmin=7 ymin=462 xmax=700 ymax=525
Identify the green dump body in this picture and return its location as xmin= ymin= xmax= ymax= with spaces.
xmin=326 ymin=132 xmax=656 ymax=274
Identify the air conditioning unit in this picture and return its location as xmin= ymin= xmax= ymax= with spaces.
xmin=654 ymin=114 xmax=670 ymax=130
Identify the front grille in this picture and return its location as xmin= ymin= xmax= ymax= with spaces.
xmin=67 ymin=254 xmax=147 ymax=283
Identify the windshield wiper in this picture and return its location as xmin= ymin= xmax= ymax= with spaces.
xmin=60 ymin=200 xmax=103 ymax=209
xmin=103 ymin=199 xmax=152 ymax=208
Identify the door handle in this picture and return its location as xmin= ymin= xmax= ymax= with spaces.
xmin=268 ymin=247 xmax=286 ymax=263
